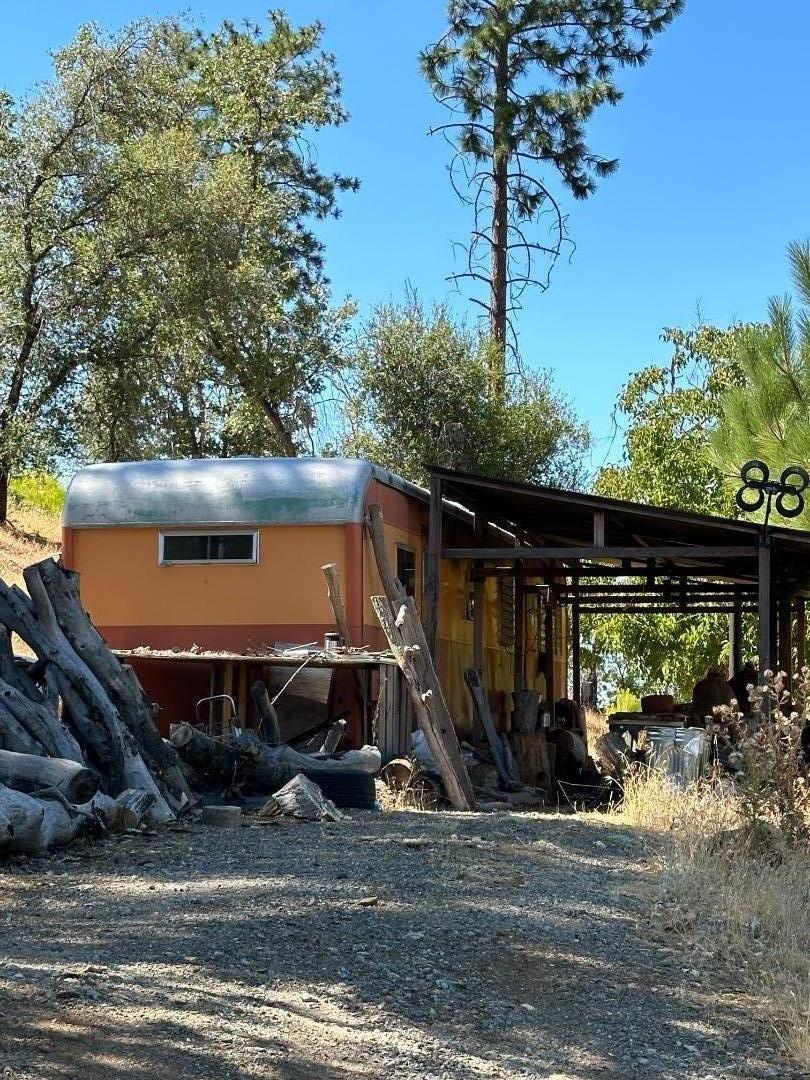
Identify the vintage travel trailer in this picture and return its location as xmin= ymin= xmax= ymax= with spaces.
xmin=62 ymin=457 xmax=567 ymax=747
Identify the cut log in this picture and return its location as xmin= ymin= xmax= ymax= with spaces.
xmin=509 ymin=730 xmax=552 ymax=789
xmin=0 ymin=702 xmax=45 ymax=756
xmin=372 ymin=596 xmax=475 ymax=811
xmin=0 ymin=784 xmax=155 ymax=854
xmin=512 ymin=691 xmax=539 ymax=734
xmin=4 ymin=573 xmax=173 ymax=821
xmin=0 ymin=629 xmax=46 ymax=705
xmin=0 ymin=749 xmax=98 ymax=803
xmin=31 ymin=559 xmax=193 ymax=810
xmin=169 ymin=723 xmax=238 ymax=785
xmin=170 ymin=723 xmax=381 ymax=795
xmin=259 ymin=774 xmax=346 ymax=822
xmin=0 ymin=677 xmax=83 ymax=762
xmin=232 ymin=730 xmax=381 ymax=784
xmin=0 ymin=577 xmax=127 ymax=785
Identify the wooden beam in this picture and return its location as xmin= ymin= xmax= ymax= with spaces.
xmin=578 ymin=607 xmax=756 ymax=615
xmin=728 ymin=597 xmax=742 ymax=680
xmin=425 ymin=475 xmax=443 ymax=660
xmin=366 ymin=505 xmax=402 ymax=602
xmin=372 ymin=594 xmax=475 ymax=810
xmin=479 ymin=564 xmax=750 ymax=579
xmin=443 ymin=545 xmax=758 ymax=562
xmin=321 ymin=563 xmax=354 ymax=646
xmin=758 ymin=539 xmax=772 ymax=678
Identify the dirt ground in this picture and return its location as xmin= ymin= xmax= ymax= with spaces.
xmin=0 ymin=809 xmax=800 ymax=1080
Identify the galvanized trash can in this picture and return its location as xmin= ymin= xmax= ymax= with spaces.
xmin=645 ymin=726 xmax=711 ymax=789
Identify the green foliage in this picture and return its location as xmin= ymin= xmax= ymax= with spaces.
xmin=339 ymin=297 xmax=590 ymax=487
xmin=611 ymin=688 xmax=641 ymax=714
xmin=75 ymin=12 xmax=357 ymax=464
xmin=713 ymin=241 xmax=810 ymax=529
xmin=421 ymin=0 xmax=682 ymax=360
xmin=9 ymin=472 xmax=64 ymax=514
xmin=0 ymin=13 xmax=356 ymax=508
xmin=590 ymin=325 xmax=751 ymax=700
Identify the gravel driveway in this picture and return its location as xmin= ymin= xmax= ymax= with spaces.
xmin=0 ymin=809 xmax=799 ymax=1080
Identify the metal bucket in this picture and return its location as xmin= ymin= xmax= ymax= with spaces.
xmin=645 ymin=726 xmax=710 ymax=789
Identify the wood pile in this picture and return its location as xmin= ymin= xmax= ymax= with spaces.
xmin=169 ymin=719 xmax=381 ymax=798
xmin=0 ymin=557 xmax=193 ymax=853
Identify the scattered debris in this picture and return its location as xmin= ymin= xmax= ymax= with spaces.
xmin=201 ymin=805 xmax=242 ymax=828
xmin=258 ymin=774 xmax=347 ymax=822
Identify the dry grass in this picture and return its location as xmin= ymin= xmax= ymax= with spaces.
xmin=584 ymin=707 xmax=608 ymax=747
xmin=616 ymin=769 xmax=810 ymax=1068
xmin=0 ymin=495 xmax=60 ymax=590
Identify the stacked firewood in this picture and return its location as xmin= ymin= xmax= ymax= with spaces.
xmin=0 ymin=558 xmax=193 ymax=854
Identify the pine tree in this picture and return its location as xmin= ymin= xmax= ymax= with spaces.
xmin=714 ymin=241 xmax=810 ymax=526
xmin=421 ymin=0 xmax=682 ymax=385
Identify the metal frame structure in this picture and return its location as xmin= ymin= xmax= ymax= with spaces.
xmin=425 ymin=467 xmax=810 ymax=703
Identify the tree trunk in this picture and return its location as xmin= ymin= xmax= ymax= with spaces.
xmin=171 ymin=724 xmax=381 ymax=795
xmin=0 ymin=466 xmax=9 ymax=526
xmin=0 ymin=784 xmax=155 ymax=854
xmin=0 ymin=576 xmax=173 ymax=822
xmin=0 ymin=749 xmax=98 ymax=803
xmin=0 ymin=702 xmax=45 ymax=756
xmin=489 ymin=32 xmax=510 ymax=391
xmin=31 ymin=559 xmax=193 ymax=811
xmin=0 ymin=629 xmax=45 ymax=705
xmin=0 ymin=677 xmax=83 ymax=761
xmin=169 ymin=723 xmax=238 ymax=787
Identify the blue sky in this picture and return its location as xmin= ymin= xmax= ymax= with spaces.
xmin=1 ymin=1 xmax=807 ymax=468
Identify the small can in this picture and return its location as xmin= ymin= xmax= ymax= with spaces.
xmin=324 ymin=632 xmax=341 ymax=653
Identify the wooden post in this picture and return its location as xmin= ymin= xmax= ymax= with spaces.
xmin=797 ymin=598 xmax=807 ymax=674
xmin=593 ymin=511 xmax=606 ymax=547
xmin=321 ymin=563 xmax=353 ymax=646
xmin=544 ymin=588 xmax=555 ymax=707
xmin=777 ymin=590 xmax=792 ymax=683
xmin=372 ymin=594 xmax=475 ymax=810
xmin=758 ymin=539 xmax=772 ymax=678
xmin=425 ymin=475 xmax=443 ymax=660
xmin=728 ymin=597 xmax=742 ymax=679
xmin=513 ymin=561 xmax=525 ymax=694
xmin=472 ymin=513 xmax=485 ymax=676
xmin=221 ymin=662 xmax=234 ymax=735
xmin=571 ymin=589 xmax=581 ymax=706
xmin=367 ymin=504 xmax=402 ymax=602
xmin=237 ymin=662 xmax=248 ymax=727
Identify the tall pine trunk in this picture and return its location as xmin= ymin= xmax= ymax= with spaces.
xmin=489 ymin=32 xmax=510 ymax=396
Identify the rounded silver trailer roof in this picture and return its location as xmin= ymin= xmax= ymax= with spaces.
xmin=63 ymin=457 xmax=425 ymax=528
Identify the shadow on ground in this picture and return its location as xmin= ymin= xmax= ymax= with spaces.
xmin=0 ymin=810 xmax=795 ymax=1080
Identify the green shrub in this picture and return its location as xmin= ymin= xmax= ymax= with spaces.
xmin=611 ymin=688 xmax=642 ymax=714
xmin=9 ymin=473 xmax=65 ymax=514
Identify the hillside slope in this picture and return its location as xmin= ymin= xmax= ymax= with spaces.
xmin=0 ymin=499 xmax=61 ymax=589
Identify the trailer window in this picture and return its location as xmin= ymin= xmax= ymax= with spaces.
xmin=396 ymin=546 xmax=416 ymax=596
xmin=160 ymin=532 xmax=258 ymax=564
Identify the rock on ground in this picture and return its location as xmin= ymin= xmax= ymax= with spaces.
xmin=0 ymin=809 xmax=800 ymax=1080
